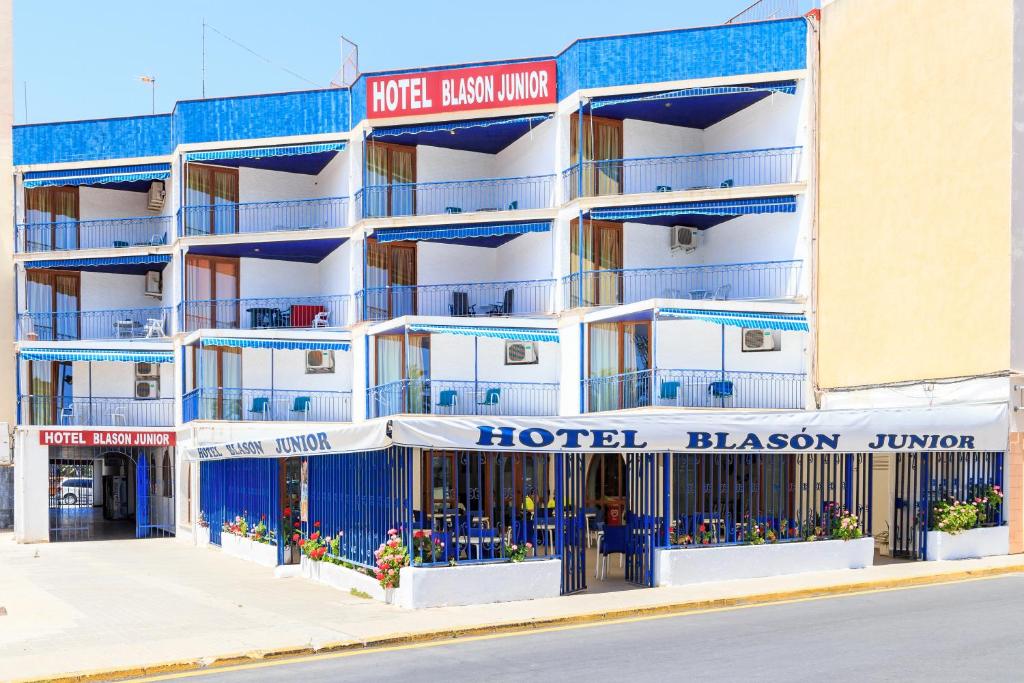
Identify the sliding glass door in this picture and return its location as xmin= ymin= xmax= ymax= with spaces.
xmin=375 ymin=334 xmax=430 ymax=414
xmin=366 ymin=142 xmax=416 ymax=217
xmin=194 ymin=345 xmax=242 ymax=420
xmin=26 ymin=270 xmax=80 ymax=341
xmin=570 ymin=219 xmax=623 ymax=307
xmin=570 ymin=113 xmax=623 ymax=198
xmin=185 ymin=164 xmax=239 ymax=235
xmin=365 ymin=238 xmax=417 ymax=318
xmin=27 ymin=360 xmax=73 ymax=425
xmin=25 ymin=186 xmax=79 ymax=251
xmin=185 ymin=254 xmax=240 ymax=329
xmin=588 ymin=321 xmax=651 ymax=411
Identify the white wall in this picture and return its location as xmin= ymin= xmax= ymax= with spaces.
xmin=13 ymin=433 xmax=48 ymax=542
xmin=79 ymin=186 xmax=155 ymax=220
xmin=417 ymin=146 xmax=494 ymax=183
xmin=238 ymin=167 xmax=317 ymax=204
xmin=241 ymin=347 xmax=353 ymax=392
xmin=704 ymin=83 xmax=806 ymax=153
xmin=623 ymin=119 xmax=703 ymax=159
xmin=73 ymin=361 xmax=174 ymax=400
xmin=495 ymin=118 xmax=556 ymax=179
xmin=239 ymin=258 xmax=321 ymax=299
xmin=654 ymin=319 xmax=807 ymax=374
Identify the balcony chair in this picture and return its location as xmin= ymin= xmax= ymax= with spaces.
xmin=507 ymin=200 xmax=518 ymax=210
xmin=597 ymin=525 xmax=628 ymax=580
xmin=290 ymin=396 xmax=312 ymax=420
xmin=113 ymin=240 xmax=129 ymax=248
xmin=659 ymin=380 xmax=681 ymax=406
xmin=59 ymin=405 xmax=76 ymax=426
xmin=708 ymin=380 xmax=734 ymax=400
xmin=720 ymin=179 xmax=734 ymax=188
xmin=701 ymin=284 xmax=732 ymax=301
xmin=109 ymin=406 xmax=127 ymax=426
xmin=143 ymin=315 xmax=166 ymax=338
xmin=311 ymin=311 xmax=330 ymax=328
xmin=449 ymin=291 xmax=476 ymax=317
xmin=477 ymin=388 xmax=501 ymax=412
xmin=436 ymin=390 xmax=458 ymax=414
xmin=113 ymin=319 xmax=140 ymax=338
xmin=445 ymin=206 xmax=462 ymax=214
xmin=248 ymin=396 xmax=270 ymax=420
xmin=655 ymin=185 xmax=672 ymax=192
xmin=484 ymin=289 xmax=514 ymax=316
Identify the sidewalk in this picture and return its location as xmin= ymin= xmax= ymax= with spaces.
xmin=2 ymin=533 xmax=1021 ymax=683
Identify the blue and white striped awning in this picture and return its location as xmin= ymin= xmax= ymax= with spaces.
xmin=591 ymin=81 xmax=798 ymax=110
xmin=19 ymin=348 xmax=175 ymax=363
xmin=199 ymin=337 xmax=350 ymax=351
xmin=374 ymin=221 xmax=550 ymax=244
xmin=370 ymin=115 xmax=551 ymax=139
xmin=590 ymin=197 xmax=797 ymax=222
xmin=24 ymin=254 xmax=171 ymax=270
xmin=407 ymin=324 xmax=559 ymax=342
xmin=183 ymin=142 xmax=346 ymax=163
xmin=660 ymin=309 xmax=808 ymax=332
xmin=23 ymin=164 xmax=171 ymax=189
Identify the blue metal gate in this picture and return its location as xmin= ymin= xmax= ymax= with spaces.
xmin=557 ymin=452 xmax=587 ymax=594
xmin=199 ymin=458 xmax=279 ymax=549
xmin=625 ymin=452 xmax=660 ymax=587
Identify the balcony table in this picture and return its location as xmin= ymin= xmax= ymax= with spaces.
xmin=114 ymin=319 xmax=141 ymax=338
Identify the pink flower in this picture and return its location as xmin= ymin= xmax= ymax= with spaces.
xmin=387 ymin=528 xmax=398 ymax=536
xmin=525 ymin=542 xmax=533 ymax=549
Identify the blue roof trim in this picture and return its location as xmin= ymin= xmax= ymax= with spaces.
xmin=407 ymin=324 xmax=559 ymax=342
xmin=198 ymin=338 xmax=351 ymax=351
xmin=23 ymin=163 xmax=171 ymax=189
xmin=24 ymin=254 xmax=172 ymax=270
xmin=183 ymin=142 xmax=346 ymax=162
xmin=18 ymin=348 xmax=175 ymax=363
xmin=591 ymin=81 xmax=797 ymax=109
xmin=660 ymin=308 xmax=808 ymax=332
xmin=590 ymin=197 xmax=797 ymax=222
xmin=374 ymin=221 xmax=551 ymax=244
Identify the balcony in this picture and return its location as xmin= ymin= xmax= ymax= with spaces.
xmin=20 ymin=395 xmax=175 ymax=427
xmin=562 ymin=147 xmax=801 ymax=200
xmin=179 ymin=196 xmax=349 ymax=237
xmin=367 ymin=379 xmax=559 ymax=418
xmin=16 ymin=215 xmax=172 ymax=253
xmin=179 ymin=295 xmax=350 ymax=332
xmin=18 ymin=307 xmax=172 ymax=342
xmin=357 ymin=175 xmax=555 ymax=219
xmin=182 ymin=388 xmax=352 ymax=423
xmin=564 ymin=260 xmax=802 ymax=309
xmin=583 ymin=368 xmax=805 ymax=412
xmin=356 ymin=279 xmax=555 ymax=322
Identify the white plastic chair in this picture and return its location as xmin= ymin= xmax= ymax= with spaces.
xmin=311 ymin=311 xmax=329 ymax=328
xmin=144 ymin=315 xmax=166 ymax=338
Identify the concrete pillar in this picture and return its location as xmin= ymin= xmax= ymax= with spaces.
xmin=13 ymin=430 xmax=50 ymax=542
xmin=1007 ymin=432 xmax=1023 ymax=554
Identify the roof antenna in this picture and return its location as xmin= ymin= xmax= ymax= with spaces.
xmin=201 ymin=18 xmax=207 ymax=98
xmin=22 ymin=81 xmax=28 ymax=123
xmin=331 ymin=36 xmax=359 ymax=88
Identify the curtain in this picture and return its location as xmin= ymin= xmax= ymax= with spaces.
xmin=28 ymin=361 xmax=52 ymax=425
xmin=406 ymin=335 xmax=430 ymax=414
xmin=185 ymin=255 xmax=238 ymax=329
xmin=596 ymin=222 xmax=622 ymax=306
xmin=593 ymin=119 xmax=623 ymax=196
xmin=24 ymin=187 xmax=78 ymax=250
xmin=54 ymin=272 xmax=80 ymax=340
xmin=588 ymin=322 xmax=620 ymax=411
xmin=375 ymin=335 xmax=404 ymax=416
xmin=213 ymin=169 xmax=239 ymax=234
xmin=185 ymin=165 xmax=237 ymax=235
xmin=365 ymin=143 xmax=389 ymax=217
xmin=389 ymin=146 xmax=415 ymax=217
xmin=186 ymin=165 xmax=212 ymax=234
xmin=213 ymin=259 xmax=240 ymax=327
xmin=25 ymin=271 xmax=79 ymax=341
xmin=52 ymin=188 xmax=79 ymax=250
xmin=621 ymin=322 xmax=651 ymax=409
xmin=390 ymin=244 xmax=417 ymax=316
xmin=365 ymin=240 xmax=389 ymax=317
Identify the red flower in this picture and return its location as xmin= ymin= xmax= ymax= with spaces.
xmin=314 ymin=521 xmax=321 ymax=528
xmin=310 ymin=531 xmax=320 ymax=541
xmin=292 ymin=533 xmax=301 ymax=543
xmin=261 ymin=514 xmax=266 ymax=520
xmin=698 ymin=524 xmax=706 ymax=532
xmin=283 ymin=507 xmax=291 ymax=516
xmin=413 ymin=530 xmax=425 ymax=539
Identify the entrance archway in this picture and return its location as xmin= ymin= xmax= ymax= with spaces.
xmin=586 ymin=453 xmax=626 ymax=526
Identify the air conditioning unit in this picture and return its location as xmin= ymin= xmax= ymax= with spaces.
xmin=305 ymin=350 xmax=335 ymax=373
xmin=144 ymin=270 xmax=162 ymax=297
xmin=742 ymin=329 xmax=777 ymax=352
xmin=670 ymin=226 xmax=699 ymax=252
xmin=135 ymin=362 xmax=159 ymax=379
xmin=147 ymin=180 xmax=166 ymax=212
xmin=135 ymin=379 xmax=159 ymax=400
xmin=505 ymin=341 xmax=539 ymax=365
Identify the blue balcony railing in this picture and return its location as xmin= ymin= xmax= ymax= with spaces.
xmin=16 ymin=215 xmax=172 ymax=253
xmin=182 ymin=387 xmax=352 ymax=423
xmin=562 ymin=146 xmax=802 ymax=200
xmin=18 ymin=307 xmax=171 ymax=341
xmin=583 ymin=368 xmax=805 ymax=412
xmin=356 ymin=279 xmax=554 ymax=322
xmin=563 ymin=260 xmax=802 ymax=309
xmin=19 ymin=394 xmax=174 ymax=427
xmin=179 ymin=294 xmax=350 ymax=332
xmin=357 ymin=174 xmax=555 ymax=218
xmin=367 ymin=379 xmax=559 ymax=418
xmin=179 ymin=196 xmax=349 ymax=237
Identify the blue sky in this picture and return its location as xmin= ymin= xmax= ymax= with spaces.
xmin=14 ymin=0 xmax=753 ymax=124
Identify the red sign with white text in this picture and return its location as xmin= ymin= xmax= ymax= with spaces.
xmin=39 ymin=430 xmax=176 ymax=448
xmin=366 ymin=60 xmax=557 ymax=119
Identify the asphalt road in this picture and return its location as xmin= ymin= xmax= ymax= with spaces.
xmin=142 ymin=574 xmax=1024 ymax=683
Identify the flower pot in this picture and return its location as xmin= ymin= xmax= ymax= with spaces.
xmin=925 ymin=526 xmax=1009 ymax=561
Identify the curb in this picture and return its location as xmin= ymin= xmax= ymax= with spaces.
xmin=27 ymin=563 xmax=1024 ymax=683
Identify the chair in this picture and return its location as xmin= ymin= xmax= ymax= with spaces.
xmin=109 ymin=406 xmax=127 ymax=426
xmin=445 ymin=206 xmax=462 ymax=214
xmin=598 ymin=525 xmax=628 ymax=580
xmin=720 ymin=179 xmax=735 ymax=188
xmin=311 ymin=311 xmax=329 ymax=328
xmin=659 ymin=380 xmax=680 ymax=406
xmin=477 ymin=388 xmax=501 ymax=412
xmin=143 ymin=315 xmax=166 ymax=338
xmin=59 ymin=405 xmax=76 ymax=426
xmin=702 ymin=284 xmax=731 ymax=301
xmin=708 ymin=380 xmax=734 ymax=399
xmin=449 ymin=291 xmax=475 ymax=317
xmin=655 ymin=185 xmax=672 ymax=192
xmin=507 ymin=200 xmax=518 ymax=210
xmin=436 ymin=389 xmax=458 ymax=414
xmin=248 ymin=396 xmax=270 ymax=420
xmin=113 ymin=240 xmax=129 ymax=248
xmin=290 ymin=396 xmax=312 ymax=420
xmin=485 ymin=289 xmax=514 ymax=316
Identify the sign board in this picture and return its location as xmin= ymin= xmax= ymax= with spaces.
xmin=366 ymin=60 xmax=557 ymax=119
xmin=39 ymin=430 xmax=176 ymax=448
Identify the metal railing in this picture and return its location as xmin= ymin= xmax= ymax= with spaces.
xmin=356 ymin=174 xmax=555 ymax=218
xmin=562 ymin=147 xmax=802 ymax=200
xmin=563 ymin=260 xmax=802 ymax=309
xmin=183 ymin=387 xmax=352 ymax=423
xmin=16 ymin=215 xmax=172 ymax=253
xmin=18 ymin=306 xmax=172 ymax=341
xmin=583 ymin=368 xmax=805 ymax=412
xmin=179 ymin=294 xmax=350 ymax=332
xmin=20 ymin=395 xmax=174 ymax=427
xmin=726 ymin=0 xmax=818 ymax=23
xmin=356 ymin=279 xmax=554 ymax=322
xmin=179 ymin=196 xmax=349 ymax=236
xmin=367 ymin=379 xmax=560 ymax=418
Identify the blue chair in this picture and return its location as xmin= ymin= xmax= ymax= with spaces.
xmin=709 ymin=381 xmax=734 ymax=399
xmin=445 ymin=206 xmax=462 ymax=214
xmin=436 ymin=390 xmax=458 ymax=413
xmin=659 ymin=380 xmax=680 ymax=405
xmin=290 ymin=396 xmax=312 ymax=420
xmin=598 ymin=525 xmax=628 ymax=580
xmin=720 ymin=178 xmax=734 ymax=188
xmin=248 ymin=396 xmax=270 ymax=420
xmin=507 ymin=200 xmax=519 ymax=210
xmin=477 ymin=388 xmax=501 ymax=411
xmin=655 ymin=185 xmax=672 ymax=192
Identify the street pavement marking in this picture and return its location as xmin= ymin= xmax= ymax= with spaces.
xmin=130 ymin=572 xmax=1021 ymax=681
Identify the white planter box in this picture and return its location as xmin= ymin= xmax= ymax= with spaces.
xmin=219 ymin=533 xmax=279 ymax=567
xmin=925 ymin=526 xmax=1009 ymax=561
xmin=300 ymin=556 xmax=391 ymax=602
xmin=195 ymin=525 xmax=210 ymax=547
xmin=655 ymin=537 xmax=874 ymax=586
xmin=396 ymin=559 xmax=562 ymax=609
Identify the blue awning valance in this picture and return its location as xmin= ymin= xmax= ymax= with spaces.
xmin=183 ymin=142 xmax=346 ymax=163
xmin=23 ymin=164 xmax=171 ymax=189
xmin=407 ymin=324 xmax=559 ymax=342
xmin=369 ymin=115 xmax=551 ymax=154
xmin=24 ymin=254 xmax=171 ymax=270
xmin=19 ymin=348 xmax=175 ymax=363
xmin=374 ymin=221 xmax=550 ymax=245
xmin=199 ymin=338 xmax=350 ymax=351
xmin=592 ymin=81 xmax=797 ymax=110
xmin=660 ymin=308 xmax=808 ymax=332
xmin=590 ymin=197 xmax=797 ymax=224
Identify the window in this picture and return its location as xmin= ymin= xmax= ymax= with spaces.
xmin=569 ymin=219 xmax=622 ymax=307
xmin=365 ymin=142 xmax=416 ymax=217
xmin=365 ymin=238 xmax=417 ymax=318
xmin=191 ymin=345 xmax=242 ymax=420
xmin=24 ymin=186 xmax=79 ymax=250
xmin=374 ymin=334 xmax=430 ymax=414
xmin=27 ymin=360 xmax=73 ymax=425
xmin=25 ymin=270 xmax=80 ymax=341
xmin=184 ymin=164 xmax=239 ymax=235
xmin=587 ymin=320 xmax=651 ymax=411
xmin=569 ymin=113 xmax=623 ymax=198
xmin=162 ymin=452 xmax=173 ymax=498
xmin=185 ymin=254 xmax=239 ymax=329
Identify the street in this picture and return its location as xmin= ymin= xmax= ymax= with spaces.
xmin=136 ymin=574 xmax=1024 ymax=683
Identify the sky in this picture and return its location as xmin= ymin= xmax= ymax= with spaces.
xmin=13 ymin=0 xmax=755 ymax=124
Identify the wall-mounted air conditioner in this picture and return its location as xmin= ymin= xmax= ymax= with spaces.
xmin=670 ymin=226 xmax=699 ymax=253
xmin=144 ymin=270 xmax=162 ymax=297
xmin=741 ymin=329 xmax=777 ymax=352
xmin=135 ymin=362 xmax=159 ymax=379
xmin=147 ymin=181 xmax=166 ymax=211
xmin=505 ymin=341 xmax=538 ymax=365
xmin=135 ymin=379 xmax=159 ymax=400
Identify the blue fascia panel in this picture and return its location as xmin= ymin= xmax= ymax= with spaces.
xmin=14 ymin=114 xmax=173 ymax=166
